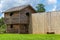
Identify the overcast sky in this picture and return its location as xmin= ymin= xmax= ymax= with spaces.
xmin=0 ymin=0 xmax=60 ymax=18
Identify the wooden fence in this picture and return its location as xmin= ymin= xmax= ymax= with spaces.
xmin=31 ymin=11 xmax=60 ymax=34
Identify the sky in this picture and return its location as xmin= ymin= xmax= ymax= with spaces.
xmin=0 ymin=0 xmax=60 ymax=18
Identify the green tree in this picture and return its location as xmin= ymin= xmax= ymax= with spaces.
xmin=0 ymin=17 xmax=6 ymax=33
xmin=0 ymin=17 xmax=4 ymax=27
xmin=36 ymin=4 xmax=45 ymax=12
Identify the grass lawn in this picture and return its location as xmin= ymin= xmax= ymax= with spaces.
xmin=0 ymin=34 xmax=60 ymax=40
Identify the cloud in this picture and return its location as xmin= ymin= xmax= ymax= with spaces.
xmin=0 ymin=4 xmax=2 ymax=8
xmin=0 ymin=0 xmax=3 ymax=18
xmin=0 ymin=0 xmax=2 ymax=12
xmin=1 ymin=0 xmax=29 ymax=11
xmin=0 ymin=0 xmax=40 ymax=12
xmin=52 ymin=5 xmax=56 ymax=11
xmin=47 ymin=0 xmax=57 ymax=4
xmin=46 ymin=0 xmax=57 ymax=11
xmin=49 ymin=5 xmax=56 ymax=11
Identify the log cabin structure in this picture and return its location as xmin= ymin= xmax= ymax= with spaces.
xmin=4 ymin=5 xmax=36 ymax=34
xmin=4 ymin=4 xmax=60 ymax=34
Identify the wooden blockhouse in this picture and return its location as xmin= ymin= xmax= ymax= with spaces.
xmin=4 ymin=5 xmax=36 ymax=34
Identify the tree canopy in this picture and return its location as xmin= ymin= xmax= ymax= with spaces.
xmin=36 ymin=4 xmax=46 ymax=12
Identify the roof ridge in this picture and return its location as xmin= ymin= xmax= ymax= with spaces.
xmin=3 ymin=4 xmax=31 ymax=13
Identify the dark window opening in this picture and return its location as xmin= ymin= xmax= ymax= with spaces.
xmin=10 ymin=12 xmax=13 ymax=16
xmin=47 ymin=32 xmax=55 ymax=34
xmin=26 ymin=12 xmax=30 ymax=16
xmin=10 ymin=25 xmax=13 ymax=28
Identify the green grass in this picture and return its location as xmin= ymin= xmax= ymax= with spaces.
xmin=0 ymin=34 xmax=60 ymax=40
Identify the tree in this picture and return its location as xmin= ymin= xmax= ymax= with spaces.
xmin=0 ymin=17 xmax=6 ymax=33
xmin=36 ymin=4 xmax=45 ymax=12
xmin=0 ymin=17 xmax=4 ymax=27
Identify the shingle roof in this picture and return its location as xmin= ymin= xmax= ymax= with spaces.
xmin=3 ymin=4 xmax=35 ymax=13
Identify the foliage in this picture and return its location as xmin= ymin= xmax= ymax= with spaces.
xmin=36 ymin=4 xmax=46 ymax=12
xmin=0 ymin=17 xmax=4 ymax=27
xmin=0 ymin=24 xmax=7 ymax=33
xmin=0 ymin=17 xmax=7 ymax=33
xmin=0 ymin=34 xmax=59 ymax=40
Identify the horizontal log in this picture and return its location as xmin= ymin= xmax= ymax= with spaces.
xmin=4 ymin=17 xmax=29 ymax=24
